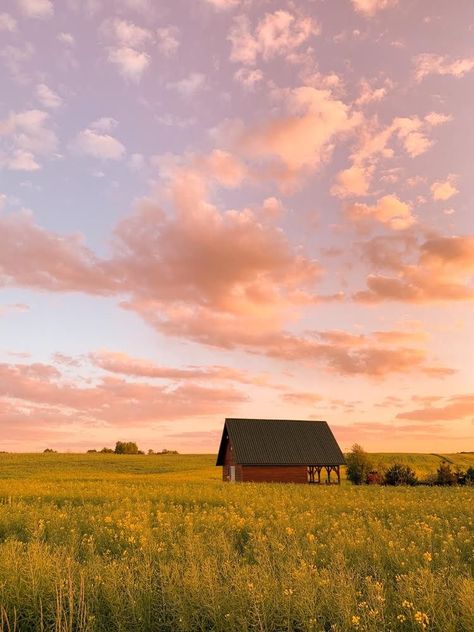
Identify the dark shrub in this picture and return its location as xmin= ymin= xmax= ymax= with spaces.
xmin=346 ymin=444 xmax=372 ymax=485
xmin=435 ymin=461 xmax=456 ymax=486
xmin=383 ymin=463 xmax=417 ymax=486
xmin=466 ymin=466 xmax=474 ymax=484
xmin=366 ymin=470 xmax=382 ymax=485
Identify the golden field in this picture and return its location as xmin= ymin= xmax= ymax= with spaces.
xmin=0 ymin=453 xmax=472 ymax=632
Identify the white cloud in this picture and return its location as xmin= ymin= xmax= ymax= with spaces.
xmin=261 ymin=196 xmax=284 ymax=219
xmin=36 ymin=84 xmax=63 ymax=109
xmin=102 ymin=18 xmax=152 ymax=48
xmin=393 ymin=116 xmax=432 ymax=157
xmin=1 ymin=43 xmax=34 ymax=78
xmin=204 ymin=0 xmax=240 ymax=9
xmin=431 ymin=175 xmax=459 ymax=201
xmin=156 ymin=26 xmax=180 ymax=56
xmin=17 ymin=0 xmax=54 ymax=19
xmin=229 ymin=10 xmax=316 ymax=66
xmin=57 ymin=32 xmax=75 ymax=46
xmin=0 ymin=110 xmax=57 ymax=170
xmin=414 ymin=54 xmax=474 ymax=81
xmin=0 ymin=13 xmax=17 ymax=31
xmin=91 ymin=117 xmax=118 ymax=132
xmin=424 ymin=112 xmax=452 ymax=127
xmin=168 ymin=72 xmax=206 ymax=97
xmin=355 ymin=78 xmax=393 ymax=106
xmin=5 ymin=149 xmax=41 ymax=171
xmin=351 ymin=0 xmax=398 ymax=17
xmin=108 ymin=47 xmax=150 ymax=81
xmin=119 ymin=0 xmax=151 ymax=10
xmin=129 ymin=153 xmax=145 ymax=171
xmin=72 ymin=129 xmax=126 ymax=160
xmin=234 ymin=67 xmax=263 ymax=89
xmin=102 ymin=18 xmax=152 ymax=82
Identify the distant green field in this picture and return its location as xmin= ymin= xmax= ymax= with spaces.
xmin=0 ymin=453 xmax=472 ymax=631
xmin=368 ymin=452 xmax=474 ymax=477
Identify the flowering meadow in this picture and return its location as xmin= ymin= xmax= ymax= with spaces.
xmin=0 ymin=453 xmax=472 ymax=632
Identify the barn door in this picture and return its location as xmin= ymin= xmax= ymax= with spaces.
xmin=230 ymin=466 xmax=236 ymax=482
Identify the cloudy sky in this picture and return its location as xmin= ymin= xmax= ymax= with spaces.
xmin=0 ymin=0 xmax=473 ymax=453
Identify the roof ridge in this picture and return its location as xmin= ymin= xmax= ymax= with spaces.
xmin=225 ymin=418 xmax=327 ymax=423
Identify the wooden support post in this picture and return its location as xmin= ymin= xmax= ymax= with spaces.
xmin=336 ymin=465 xmax=340 ymax=485
xmin=317 ymin=467 xmax=321 ymax=484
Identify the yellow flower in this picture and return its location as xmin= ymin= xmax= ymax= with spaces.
xmin=397 ymin=614 xmax=407 ymax=623
xmin=351 ymin=615 xmax=361 ymax=627
xmin=414 ymin=611 xmax=429 ymax=628
xmin=286 ymin=527 xmax=295 ymax=536
xmin=423 ymin=551 xmax=432 ymax=563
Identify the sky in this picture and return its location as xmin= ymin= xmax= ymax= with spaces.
xmin=0 ymin=0 xmax=473 ymax=454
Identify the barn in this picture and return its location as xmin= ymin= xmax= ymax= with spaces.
xmin=216 ymin=418 xmax=345 ymax=484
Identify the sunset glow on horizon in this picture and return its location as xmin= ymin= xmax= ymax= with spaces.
xmin=0 ymin=0 xmax=473 ymax=453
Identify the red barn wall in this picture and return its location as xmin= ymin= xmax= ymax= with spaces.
xmin=222 ymin=436 xmax=244 ymax=481
xmin=241 ymin=465 xmax=307 ymax=483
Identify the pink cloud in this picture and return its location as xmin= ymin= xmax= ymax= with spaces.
xmin=0 ymin=359 xmax=247 ymax=428
xmin=282 ymin=391 xmax=322 ymax=405
xmin=396 ymin=394 xmax=474 ymax=421
xmin=127 ymin=310 xmax=450 ymax=377
xmin=355 ymin=235 xmax=474 ymax=303
xmin=339 ymin=112 xmax=451 ymax=196
xmin=0 ymin=302 xmax=29 ymax=317
xmin=112 ymin=169 xmax=321 ymax=322
xmin=346 ymin=194 xmax=416 ymax=230
xmin=240 ymin=86 xmax=360 ymax=182
xmin=90 ymin=349 xmax=279 ymax=388
xmin=331 ymin=164 xmax=373 ymax=198
xmin=0 ymin=210 xmax=116 ymax=294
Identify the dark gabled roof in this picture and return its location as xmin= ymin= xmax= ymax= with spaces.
xmin=216 ymin=418 xmax=345 ymax=466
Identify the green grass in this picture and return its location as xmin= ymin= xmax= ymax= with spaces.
xmin=0 ymin=453 xmax=472 ymax=631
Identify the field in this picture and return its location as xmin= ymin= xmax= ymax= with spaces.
xmin=0 ymin=454 xmax=472 ymax=632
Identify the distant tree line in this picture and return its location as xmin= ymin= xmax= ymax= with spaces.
xmin=345 ymin=444 xmax=474 ymax=487
xmin=85 ymin=442 xmax=179 ymax=455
